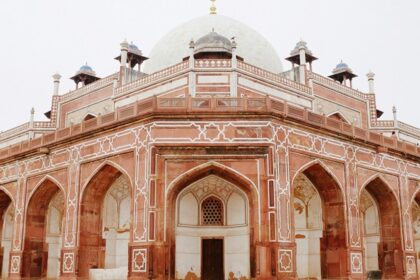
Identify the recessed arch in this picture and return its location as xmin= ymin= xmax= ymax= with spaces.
xmin=0 ymin=186 xmax=15 ymax=206
xmin=409 ymin=182 xmax=420 ymax=279
xmin=78 ymin=162 xmax=133 ymax=279
xmin=27 ymin=175 xmax=66 ymax=206
xmin=292 ymin=160 xmax=348 ymax=279
xmin=22 ymin=178 xmax=65 ymax=278
xmin=167 ymin=161 xmax=258 ymax=197
xmin=359 ymin=174 xmax=400 ymax=209
xmin=166 ymin=164 xmax=258 ymax=279
xmin=359 ymin=175 xmax=403 ymax=278
xmin=292 ymin=159 xmax=345 ymax=195
xmin=409 ymin=182 xmax=420 ymax=207
xmin=79 ymin=160 xmax=133 ymax=202
xmin=0 ymin=188 xmax=13 ymax=278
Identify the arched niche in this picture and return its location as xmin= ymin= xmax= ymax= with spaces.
xmin=360 ymin=189 xmax=380 ymax=272
xmin=292 ymin=162 xmax=348 ymax=279
xmin=0 ymin=191 xmax=13 ymax=279
xmin=411 ymin=189 xmax=420 ymax=278
xmin=360 ymin=177 xmax=403 ymax=278
xmin=174 ymin=174 xmax=250 ymax=280
xmin=78 ymin=164 xmax=132 ymax=279
xmin=293 ymin=173 xmax=323 ymax=279
xmin=23 ymin=179 xmax=64 ymax=279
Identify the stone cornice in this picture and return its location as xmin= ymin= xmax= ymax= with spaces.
xmin=0 ymin=95 xmax=418 ymax=165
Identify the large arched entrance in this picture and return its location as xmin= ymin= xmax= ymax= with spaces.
xmin=360 ymin=177 xmax=403 ymax=278
xmin=167 ymin=166 xmax=258 ymax=280
xmin=22 ymin=179 xmax=64 ymax=279
xmin=0 ymin=190 xmax=12 ymax=278
xmin=78 ymin=164 xmax=132 ymax=279
xmin=292 ymin=163 xmax=348 ymax=279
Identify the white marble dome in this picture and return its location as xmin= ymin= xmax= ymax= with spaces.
xmin=143 ymin=14 xmax=283 ymax=74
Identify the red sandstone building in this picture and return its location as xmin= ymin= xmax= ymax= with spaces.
xmin=0 ymin=2 xmax=419 ymax=280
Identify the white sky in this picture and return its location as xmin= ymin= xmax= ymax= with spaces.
xmin=0 ymin=0 xmax=419 ymax=131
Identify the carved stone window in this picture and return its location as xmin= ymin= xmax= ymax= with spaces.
xmin=202 ymin=196 xmax=223 ymax=225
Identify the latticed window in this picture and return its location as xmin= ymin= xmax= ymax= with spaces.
xmin=202 ymin=197 xmax=224 ymax=225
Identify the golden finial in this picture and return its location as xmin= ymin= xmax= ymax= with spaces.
xmin=210 ymin=0 xmax=217 ymax=15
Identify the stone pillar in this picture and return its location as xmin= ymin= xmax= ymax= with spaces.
xmin=120 ymin=40 xmax=129 ymax=85
xmin=52 ymin=73 xmax=61 ymax=96
xmin=275 ymin=146 xmax=297 ymax=279
xmin=346 ymin=156 xmax=365 ymax=279
xmin=230 ymin=38 xmax=238 ymax=97
xmin=188 ymin=40 xmax=196 ymax=97
xmin=299 ymin=46 xmax=306 ymax=84
xmin=367 ymin=71 xmax=375 ymax=94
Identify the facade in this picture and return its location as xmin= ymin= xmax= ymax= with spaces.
xmin=0 ymin=3 xmax=419 ymax=280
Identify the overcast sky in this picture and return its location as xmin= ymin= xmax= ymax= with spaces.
xmin=0 ymin=0 xmax=419 ymax=131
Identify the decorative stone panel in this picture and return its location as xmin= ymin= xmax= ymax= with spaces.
xmin=350 ymin=252 xmax=363 ymax=274
xmin=132 ymin=248 xmax=147 ymax=273
xmin=406 ymin=255 xmax=416 ymax=274
xmin=62 ymin=252 xmax=75 ymax=273
xmin=278 ymin=249 xmax=293 ymax=273
xmin=10 ymin=255 xmax=20 ymax=274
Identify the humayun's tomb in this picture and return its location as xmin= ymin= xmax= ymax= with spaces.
xmin=0 ymin=1 xmax=419 ymax=279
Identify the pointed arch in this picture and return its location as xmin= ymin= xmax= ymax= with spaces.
xmin=167 ymin=160 xmax=258 ymax=197
xmin=359 ymin=174 xmax=400 ymax=209
xmin=292 ymin=159 xmax=345 ymax=195
xmin=0 ymin=188 xmax=13 ymax=279
xmin=292 ymin=159 xmax=348 ymax=279
xmin=410 ymin=182 xmax=420 ymax=207
xmin=0 ymin=186 xmax=14 ymax=206
xmin=359 ymin=174 xmax=403 ymax=278
xmin=77 ymin=160 xmax=133 ymax=278
xmin=80 ymin=159 xmax=133 ymax=202
xmin=22 ymin=176 xmax=65 ymax=278
xmin=83 ymin=113 xmax=97 ymax=121
xmin=327 ymin=111 xmax=351 ymax=124
xmin=27 ymin=175 xmax=66 ymax=205
xmin=166 ymin=161 xmax=258 ymax=279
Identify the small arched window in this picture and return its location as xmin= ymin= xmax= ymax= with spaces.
xmin=201 ymin=196 xmax=224 ymax=226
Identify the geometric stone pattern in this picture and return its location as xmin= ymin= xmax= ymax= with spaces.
xmin=62 ymin=252 xmax=75 ymax=273
xmin=350 ymin=252 xmax=363 ymax=274
xmin=132 ymin=248 xmax=147 ymax=273
xmin=108 ymin=175 xmax=130 ymax=203
xmin=10 ymin=256 xmax=20 ymax=274
xmin=202 ymin=197 xmax=223 ymax=225
xmin=278 ymin=249 xmax=293 ymax=272
xmin=0 ymin=119 xmax=418 ymax=278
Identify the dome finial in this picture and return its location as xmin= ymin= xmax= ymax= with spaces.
xmin=210 ymin=0 xmax=217 ymax=15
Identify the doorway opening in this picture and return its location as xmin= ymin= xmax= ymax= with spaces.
xmin=202 ymin=238 xmax=224 ymax=280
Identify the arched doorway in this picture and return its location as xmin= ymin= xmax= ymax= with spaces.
xmin=23 ymin=179 xmax=64 ymax=279
xmin=411 ymin=190 xmax=420 ymax=278
xmin=0 ymin=190 xmax=12 ymax=278
xmin=360 ymin=177 xmax=403 ymax=278
xmin=167 ymin=166 xmax=258 ymax=280
xmin=292 ymin=163 xmax=348 ymax=279
xmin=360 ymin=190 xmax=380 ymax=272
xmin=293 ymin=173 xmax=323 ymax=278
xmin=175 ymin=175 xmax=249 ymax=279
xmin=78 ymin=164 xmax=132 ymax=279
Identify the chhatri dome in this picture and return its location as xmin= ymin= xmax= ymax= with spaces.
xmin=143 ymin=6 xmax=283 ymax=74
